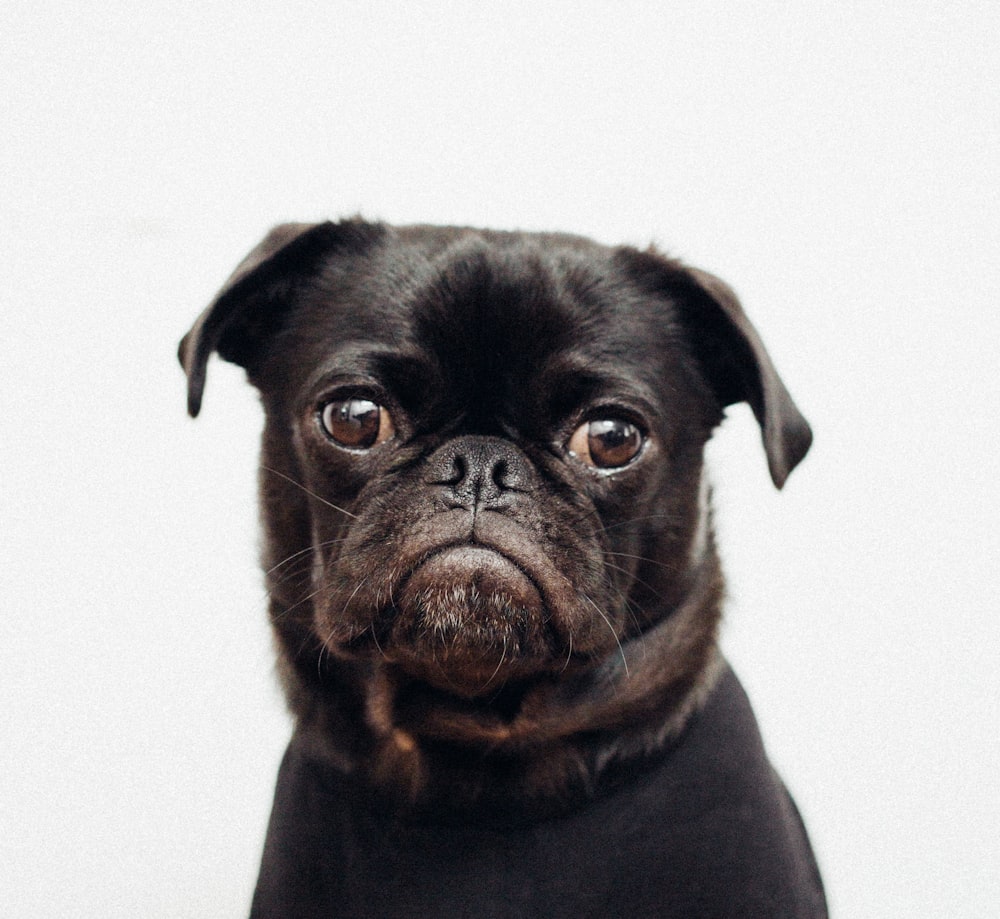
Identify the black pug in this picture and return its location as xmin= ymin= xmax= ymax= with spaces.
xmin=180 ymin=219 xmax=827 ymax=918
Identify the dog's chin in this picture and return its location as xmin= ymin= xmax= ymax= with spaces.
xmin=377 ymin=546 xmax=563 ymax=698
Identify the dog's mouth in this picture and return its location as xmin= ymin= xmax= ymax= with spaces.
xmin=375 ymin=545 xmax=561 ymax=695
xmin=329 ymin=542 xmax=598 ymax=702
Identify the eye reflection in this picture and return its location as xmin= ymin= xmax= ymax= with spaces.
xmin=568 ymin=418 xmax=644 ymax=469
xmin=319 ymin=399 xmax=395 ymax=449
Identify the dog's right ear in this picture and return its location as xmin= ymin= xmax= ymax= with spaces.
xmin=179 ymin=219 xmax=383 ymax=417
xmin=614 ymin=246 xmax=812 ymax=489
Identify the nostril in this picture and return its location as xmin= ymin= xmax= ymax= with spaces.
xmin=426 ymin=437 xmax=533 ymax=506
xmin=428 ymin=454 xmax=467 ymax=487
xmin=491 ymin=458 xmax=509 ymax=491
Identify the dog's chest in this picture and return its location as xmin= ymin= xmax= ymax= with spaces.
xmin=250 ymin=666 xmax=826 ymax=919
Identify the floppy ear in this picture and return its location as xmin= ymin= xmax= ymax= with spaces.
xmin=617 ymin=248 xmax=813 ymax=488
xmin=178 ymin=219 xmax=383 ymax=417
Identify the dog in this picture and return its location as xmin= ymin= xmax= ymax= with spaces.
xmin=180 ymin=219 xmax=827 ymax=918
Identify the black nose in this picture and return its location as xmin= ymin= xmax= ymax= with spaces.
xmin=427 ymin=436 xmax=532 ymax=510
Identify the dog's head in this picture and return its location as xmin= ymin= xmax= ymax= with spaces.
xmin=180 ymin=220 xmax=810 ymax=804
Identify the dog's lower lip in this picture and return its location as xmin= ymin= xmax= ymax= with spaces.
xmin=402 ymin=544 xmax=541 ymax=596
xmin=400 ymin=545 xmax=542 ymax=621
xmin=389 ymin=543 xmax=548 ymax=630
xmin=366 ymin=544 xmax=554 ymax=692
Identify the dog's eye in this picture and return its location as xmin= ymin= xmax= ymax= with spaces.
xmin=319 ymin=399 xmax=395 ymax=449
xmin=568 ymin=419 xmax=644 ymax=469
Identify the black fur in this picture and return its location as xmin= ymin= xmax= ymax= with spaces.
xmin=181 ymin=220 xmax=824 ymax=917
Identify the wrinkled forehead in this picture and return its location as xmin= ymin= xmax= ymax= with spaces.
xmin=290 ymin=235 xmax=682 ymax=415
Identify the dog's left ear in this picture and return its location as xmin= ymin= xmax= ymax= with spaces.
xmin=179 ymin=219 xmax=384 ymax=417
xmin=617 ymin=248 xmax=813 ymax=488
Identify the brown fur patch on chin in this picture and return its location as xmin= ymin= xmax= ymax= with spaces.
xmin=394 ymin=548 xmax=547 ymax=647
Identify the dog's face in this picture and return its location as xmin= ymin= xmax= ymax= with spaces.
xmin=181 ymin=220 xmax=810 ymax=794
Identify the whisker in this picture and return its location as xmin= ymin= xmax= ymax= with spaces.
xmin=264 ymin=536 xmax=352 ymax=577
xmin=260 ymin=465 xmax=359 ymax=519
xmin=264 ymin=562 xmax=313 ymax=598
xmin=561 ymin=629 xmax=574 ymax=673
xmin=606 ymin=551 xmax=678 ymax=574
xmin=482 ymin=637 xmax=508 ymax=693
xmin=265 ymin=545 xmax=315 ymax=577
xmin=583 ymin=594 xmax=629 ymax=678
xmin=313 ymin=573 xmax=374 ymax=675
xmin=369 ymin=621 xmax=387 ymax=660
xmin=598 ymin=563 xmax=650 ymax=635
xmin=602 ymin=559 xmax=669 ymax=602
xmin=341 ymin=575 xmax=372 ymax=621
xmin=275 ymin=585 xmax=325 ymax=623
xmin=584 ymin=513 xmax=679 ymax=539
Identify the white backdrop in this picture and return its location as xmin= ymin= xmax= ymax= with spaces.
xmin=3 ymin=3 xmax=997 ymax=916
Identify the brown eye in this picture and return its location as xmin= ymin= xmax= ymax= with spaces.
xmin=319 ymin=399 xmax=395 ymax=449
xmin=568 ymin=418 xmax=644 ymax=469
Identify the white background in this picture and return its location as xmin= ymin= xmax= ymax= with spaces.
xmin=3 ymin=3 xmax=998 ymax=916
